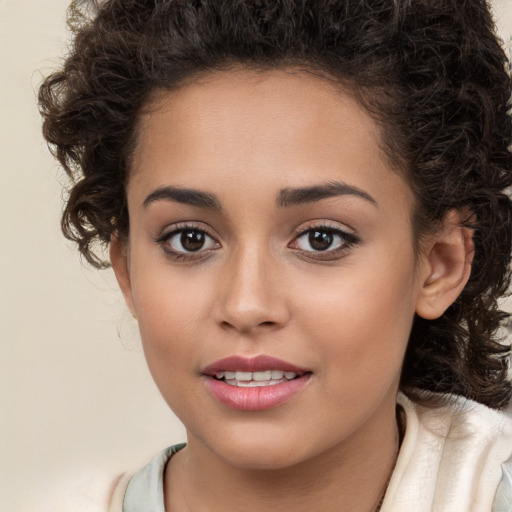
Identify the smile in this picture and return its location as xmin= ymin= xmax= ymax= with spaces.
xmin=203 ymin=356 xmax=311 ymax=411
xmin=214 ymin=370 xmax=300 ymax=387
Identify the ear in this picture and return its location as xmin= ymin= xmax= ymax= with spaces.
xmin=415 ymin=209 xmax=474 ymax=320
xmin=110 ymin=235 xmax=136 ymax=318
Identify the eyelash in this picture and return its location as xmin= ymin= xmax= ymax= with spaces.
xmin=154 ymin=223 xmax=219 ymax=261
xmin=154 ymin=222 xmax=360 ymax=262
xmin=291 ymin=222 xmax=360 ymax=261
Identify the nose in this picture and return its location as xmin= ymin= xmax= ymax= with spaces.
xmin=214 ymin=245 xmax=290 ymax=334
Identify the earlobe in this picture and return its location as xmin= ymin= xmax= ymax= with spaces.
xmin=415 ymin=210 xmax=474 ymax=320
xmin=110 ymin=236 xmax=137 ymax=318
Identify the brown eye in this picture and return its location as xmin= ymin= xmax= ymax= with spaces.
xmin=158 ymin=227 xmax=219 ymax=256
xmin=290 ymin=224 xmax=360 ymax=260
xmin=308 ymin=230 xmax=334 ymax=251
xmin=181 ymin=230 xmax=206 ymax=251
xmin=295 ymin=228 xmax=341 ymax=252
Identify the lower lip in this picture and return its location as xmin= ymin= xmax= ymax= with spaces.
xmin=204 ymin=375 xmax=311 ymax=411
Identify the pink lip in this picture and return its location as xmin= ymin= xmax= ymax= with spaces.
xmin=202 ymin=355 xmax=312 ymax=411
xmin=202 ymin=355 xmax=309 ymax=375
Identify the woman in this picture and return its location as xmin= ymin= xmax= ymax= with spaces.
xmin=39 ymin=1 xmax=512 ymax=510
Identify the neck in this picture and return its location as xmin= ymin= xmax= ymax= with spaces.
xmin=165 ymin=401 xmax=401 ymax=512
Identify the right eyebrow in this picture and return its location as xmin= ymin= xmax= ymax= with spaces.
xmin=143 ymin=186 xmax=222 ymax=211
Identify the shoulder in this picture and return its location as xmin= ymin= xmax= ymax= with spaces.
xmin=381 ymin=393 xmax=512 ymax=512
xmin=110 ymin=443 xmax=186 ymax=512
xmin=27 ymin=445 xmax=185 ymax=512
xmin=493 ymin=457 xmax=512 ymax=512
xmin=398 ymin=392 xmax=512 ymax=445
xmin=108 ymin=472 xmax=133 ymax=512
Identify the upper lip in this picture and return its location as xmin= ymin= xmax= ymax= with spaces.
xmin=202 ymin=355 xmax=310 ymax=376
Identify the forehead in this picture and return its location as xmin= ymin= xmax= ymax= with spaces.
xmin=129 ymin=68 xmax=413 ymax=214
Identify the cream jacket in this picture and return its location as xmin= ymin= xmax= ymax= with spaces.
xmin=108 ymin=393 xmax=512 ymax=511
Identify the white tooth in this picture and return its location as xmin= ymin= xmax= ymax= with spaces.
xmin=271 ymin=370 xmax=284 ymax=379
xmin=237 ymin=380 xmax=258 ymax=387
xmin=284 ymin=372 xmax=298 ymax=380
xmin=216 ymin=371 xmax=225 ymax=379
xmin=235 ymin=371 xmax=253 ymax=381
xmin=253 ymin=371 xmax=272 ymax=381
xmin=228 ymin=378 xmax=288 ymax=388
xmin=224 ymin=371 xmax=236 ymax=380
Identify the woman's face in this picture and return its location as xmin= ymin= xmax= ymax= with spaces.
xmin=116 ymin=69 xmax=430 ymax=469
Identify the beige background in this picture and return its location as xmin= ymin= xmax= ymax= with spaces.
xmin=1 ymin=1 xmax=511 ymax=510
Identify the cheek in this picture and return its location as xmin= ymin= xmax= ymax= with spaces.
xmin=130 ymin=267 xmax=211 ymax=375
xmin=293 ymin=248 xmax=418 ymax=377
xmin=131 ymin=274 xmax=212 ymax=417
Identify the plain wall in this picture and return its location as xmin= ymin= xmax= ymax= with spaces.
xmin=1 ymin=1 xmax=511 ymax=510
xmin=1 ymin=2 xmax=185 ymax=510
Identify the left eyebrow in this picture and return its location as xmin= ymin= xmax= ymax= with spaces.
xmin=277 ymin=180 xmax=378 ymax=208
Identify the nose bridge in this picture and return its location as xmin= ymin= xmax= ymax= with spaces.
xmin=215 ymin=240 xmax=288 ymax=332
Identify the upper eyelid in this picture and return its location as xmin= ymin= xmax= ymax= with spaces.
xmin=156 ymin=222 xmax=218 ymax=241
xmin=293 ymin=221 xmax=357 ymax=239
xmin=294 ymin=228 xmax=357 ymax=243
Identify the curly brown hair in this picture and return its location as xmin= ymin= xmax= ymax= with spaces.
xmin=39 ymin=0 xmax=512 ymax=409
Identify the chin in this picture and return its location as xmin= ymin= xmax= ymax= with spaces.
xmin=202 ymin=427 xmax=322 ymax=471
xmin=220 ymin=447 xmax=305 ymax=471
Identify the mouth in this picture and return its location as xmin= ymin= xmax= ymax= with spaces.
xmin=213 ymin=370 xmax=304 ymax=388
xmin=202 ymin=356 xmax=312 ymax=411
xmin=202 ymin=354 xmax=310 ymax=376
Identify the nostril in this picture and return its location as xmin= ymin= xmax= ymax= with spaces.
xmin=219 ymin=319 xmax=277 ymax=332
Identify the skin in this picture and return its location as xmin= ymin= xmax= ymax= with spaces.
xmin=111 ymin=68 xmax=473 ymax=511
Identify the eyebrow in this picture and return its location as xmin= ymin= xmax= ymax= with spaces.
xmin=277 ymin=181 xmax=377 ymax=208
xmin=143 ymin=186 xmax=222 ymax=210
xmin=143 ymin=180 xmax=377 ymax=211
